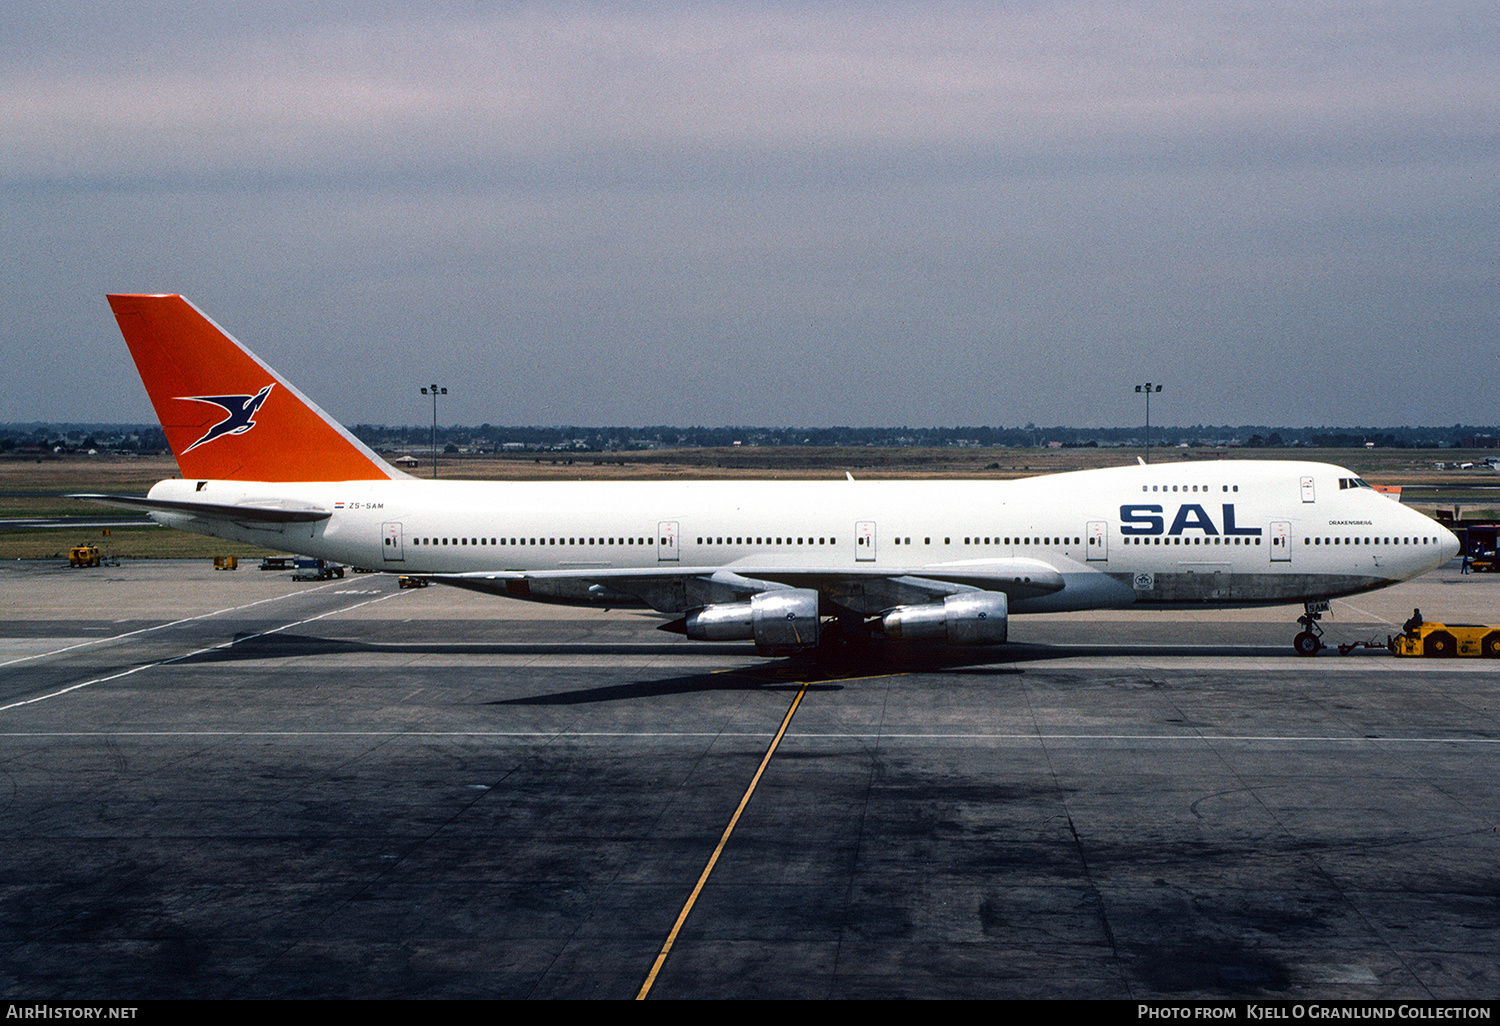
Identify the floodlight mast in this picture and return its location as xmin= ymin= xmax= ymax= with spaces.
xmin=1134 ymin=382 xmax=1162 ymax=463
xmin=423 ymin=384 xmax=444 ymax=480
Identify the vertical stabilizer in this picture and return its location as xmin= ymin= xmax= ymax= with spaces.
xmin=108 ymin=294 xmax=403 ymax=482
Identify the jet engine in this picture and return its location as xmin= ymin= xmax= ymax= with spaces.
xmin=683 ymin=588 xmax=821 ymax=652
xmin=881 ymin=591 xmax=1008 ymax=645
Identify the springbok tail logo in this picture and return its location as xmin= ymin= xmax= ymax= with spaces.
xmin=178 ymin=384 xmax=274 ymax=452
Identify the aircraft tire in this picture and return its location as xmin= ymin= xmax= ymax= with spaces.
xmin=1293 ymin=631 xmax=1321 ymax=656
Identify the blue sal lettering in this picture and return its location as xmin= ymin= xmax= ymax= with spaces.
xmin=1222 ymin=503 xmax=1261 ymax=536
xmin=1120 ymin=504 xmax=1164 ymax=535
xmin=1168 ymin=504 xmax=1218 ymax=536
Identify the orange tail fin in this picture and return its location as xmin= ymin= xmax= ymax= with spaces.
xmin=108 ymin=294 xmax=403 ymax=482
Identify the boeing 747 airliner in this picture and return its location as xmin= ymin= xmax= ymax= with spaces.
xmin=79 ymin=294 xmax=1459 ymax=656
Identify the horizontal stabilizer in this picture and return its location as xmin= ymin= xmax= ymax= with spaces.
xmin=70 ymin=493 xmax=332 ymax=524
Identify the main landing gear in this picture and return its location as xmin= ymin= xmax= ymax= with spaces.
xmin=1293 ymin=600 xmax=1329 ymax=656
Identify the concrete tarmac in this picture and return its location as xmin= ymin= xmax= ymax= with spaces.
xmin=1 ymin=558 xmax=1496 ymax=999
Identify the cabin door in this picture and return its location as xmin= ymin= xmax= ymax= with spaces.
xmin=1270 ymin=521 xmax=1291 ymax=563
xmin=657 ymin=521 xmax=679 ymax=562
xmin=1086 ymin=521 xmax=1108 ymax=562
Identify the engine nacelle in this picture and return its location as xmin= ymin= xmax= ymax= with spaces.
xmin=685 ymin=589 xmax=821 ymax=652
xmin=882 ymin=591 xmax=1008 ymax=645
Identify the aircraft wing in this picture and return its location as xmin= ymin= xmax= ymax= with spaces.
xmin=426 ymin=558 xmax=1065 ymax=615
xmin=69 ymin=493 xmax=332 ymax=524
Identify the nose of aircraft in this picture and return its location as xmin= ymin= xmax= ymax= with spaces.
xmin=1439 ymin=521 xmax=1460 ymax=560
xmin=1399 ymin=503 xmax=1459 ymax=572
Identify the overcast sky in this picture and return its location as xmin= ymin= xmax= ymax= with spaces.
xmin=2 ymin=1 xmax=1495 ymax=429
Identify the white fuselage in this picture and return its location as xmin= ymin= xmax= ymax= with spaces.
xmin=147 ymin=460 xmax=1457 ymax=614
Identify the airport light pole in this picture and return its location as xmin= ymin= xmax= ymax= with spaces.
xmin=1134 ymin=382 xmax=1162 ymax=463
xmin=423 ymin=384 xmax=444 ymax=480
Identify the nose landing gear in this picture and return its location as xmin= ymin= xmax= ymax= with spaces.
xmin=1293 ymin=600 xmax=1329 ymax=656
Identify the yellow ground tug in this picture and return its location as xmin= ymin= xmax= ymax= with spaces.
xmin=1389 ymin=612 xmax=1500 ymax=658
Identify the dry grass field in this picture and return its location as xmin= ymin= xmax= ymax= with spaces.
xmin=2 ymin=446 xmax=1493 ymax=561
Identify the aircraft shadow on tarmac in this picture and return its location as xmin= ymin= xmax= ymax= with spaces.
xmin=180 ymin=632 xmax=728 ymax=661
xmin=182 ymin=630 xmax=1292 ymax=667
xmin=487 ymin=669 xmax=852 ymax=705
xmin=178 ymin=630 xmax=1036 ymax=667
xmin=171 ymin=632 xmax=1309 ymax=708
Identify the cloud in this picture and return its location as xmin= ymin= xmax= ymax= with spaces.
xmin=8 ymin=3 xmax=1493 ymax=185
xmin=1 ymin=3 xmax=1496 ymax=427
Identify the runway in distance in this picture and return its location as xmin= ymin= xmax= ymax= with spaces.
xmin=80 ymin=294 xmax=1459 ymax=657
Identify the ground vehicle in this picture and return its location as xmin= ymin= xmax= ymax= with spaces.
xmin=291 ymin=557 xmax=344 ymax=581
xmin=1435 ymin=513 xmax=1499 ymax=573
xmin=1460 ymin=524 xmax=1498 ymax=572
xmin=1390 ymin=621 xmax=1500 ymax=657
xmin=68 ymin=544 xmax=101 ymax=567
